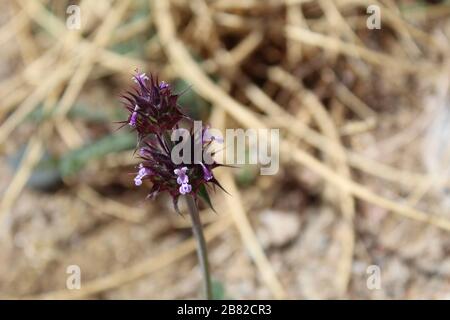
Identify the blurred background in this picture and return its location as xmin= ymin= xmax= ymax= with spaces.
xmin=1 ymin=0 xmax=450 ymax=299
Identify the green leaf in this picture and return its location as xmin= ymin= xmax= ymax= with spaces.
xmin=59 ymin=132 xmax=136 ymax=177
xmin=7 ymin=147 xmax=62 ymax=191
xmin=67 ymin=104 xmax=110 ymax=123
xmin=399 ymin=0 xmax=450 ymax=12
xmin=212 ymin=280 xmax=226 ymax=300
xmin=236 ymin=165 xmax=257 ymax=187
xmin=198 ymin=184 xmax=215 ymax=213
xmin=173 ymin=79 xmax=210 ymax=119
xmin=27 ymin=103 xmax=112 ymax=124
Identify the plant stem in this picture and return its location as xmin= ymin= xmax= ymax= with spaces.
xmin=185 ymin=194 xmax=213 ymax=300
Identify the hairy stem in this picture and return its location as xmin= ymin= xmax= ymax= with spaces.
xmin=185 ymin=194 xmax=213 ymax=299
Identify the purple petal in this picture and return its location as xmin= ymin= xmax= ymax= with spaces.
xmin=200 ymin=163 xmax=213 ymax=181
xmin=179 ymin=183 xmax=192 ymax=195
xmin=132 ymin=72 xmax=149 ymax=84
xmin=159 ymin=81 xmax=169 ymax=89
xmin=174 ymin=167 xmax=189 ymax=185
xmin=129 ymin=112 xmax=138 ymax=126
xmin=134 ymin=177 xmax=143 ymax=186
xmin=176 ymin=175 xmax=189 ymax=185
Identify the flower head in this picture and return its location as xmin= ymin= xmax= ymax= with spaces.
xmin=121 ymin=72 xmax=226 ymax=213
xmin=120 ymin=70 xmax=186 ymax=140
xmin=133 ymin=128 xmax=223 ymax=198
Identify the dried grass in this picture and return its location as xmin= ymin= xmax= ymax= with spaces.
xmin=1 ymin=0 xmax=449 ymax=299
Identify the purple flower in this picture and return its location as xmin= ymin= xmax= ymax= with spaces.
xmin=174 ymin=167 xmax=189 ymax=185
xmin=120 ymin=71 xmax=185 ymax=138
xmin=129 ymin=105 xmax=139 ymax=127
xmin=200 ymin=163 xmax=213 ymax=181
xmin=132 ymin=71 xmax=149 ymax=84
xmin=159 ymin=81 xmax=169 ymax=89
xmin=179 ymin=183 xmax=192 ymax=195
xmin=134 ymin=164 xmax=151 ymax=186
xmin=120 ymin=71 xmax=228 ymax=213
xmin=135 ymin=133 xmax=224 ymax=201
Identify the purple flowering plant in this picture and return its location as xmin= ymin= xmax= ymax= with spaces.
xmin=119 ymin=70 xmax=227 ymax=299
xmin=120 ymin=71 xmax=226 ymax=213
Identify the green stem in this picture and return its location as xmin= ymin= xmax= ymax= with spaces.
xmin=185 ymin=194 xmax=213 ymax=300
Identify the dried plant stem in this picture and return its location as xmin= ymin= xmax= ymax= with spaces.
xmin=185 ymin=194 xmax=213 ymax=300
